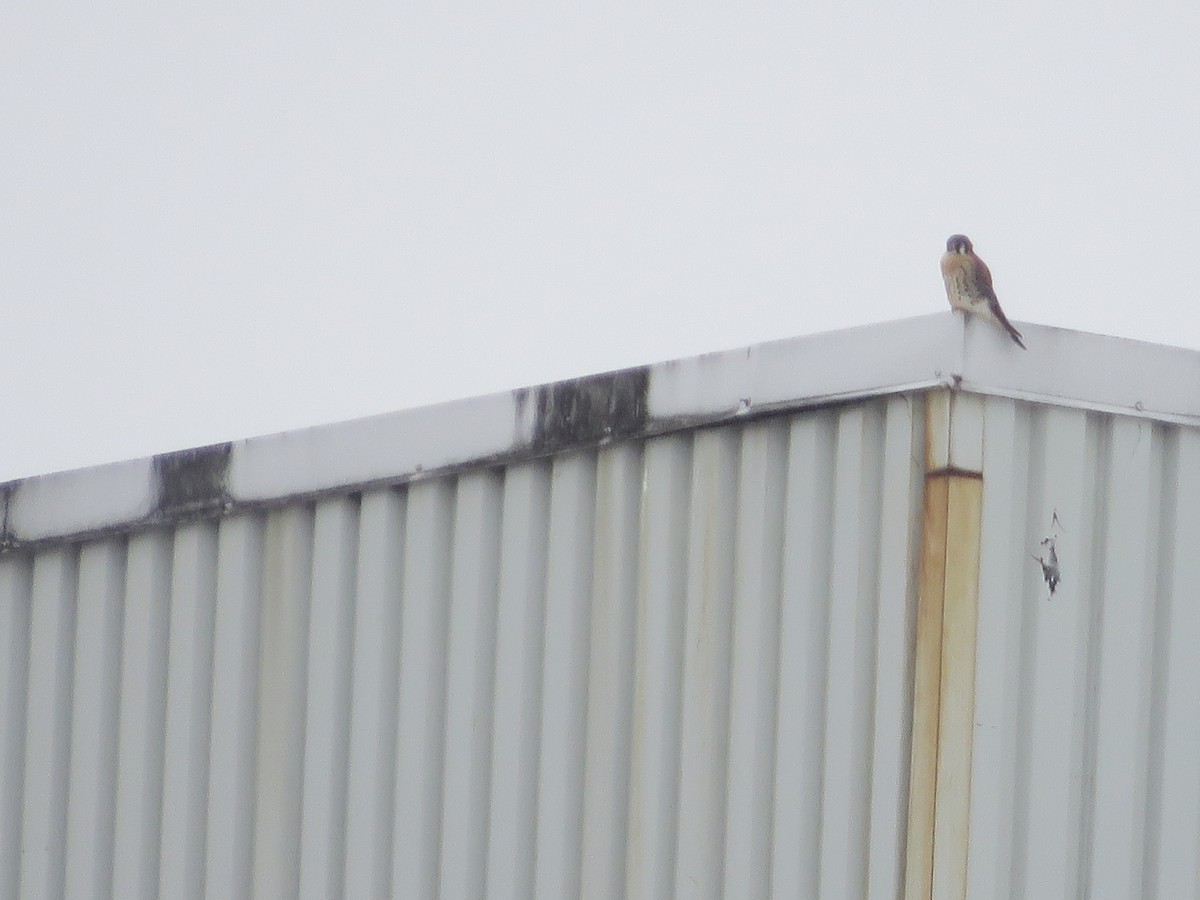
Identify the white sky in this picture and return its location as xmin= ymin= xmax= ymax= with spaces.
xmin=3 ymin=8 xmax=1198 ymax=481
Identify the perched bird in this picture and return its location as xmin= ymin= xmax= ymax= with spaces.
xmin=940 ymin=234 xmax=1025 ymax=349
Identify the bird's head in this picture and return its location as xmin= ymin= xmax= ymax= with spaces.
xmin=946 ymin=234 xmax=973 ymax=254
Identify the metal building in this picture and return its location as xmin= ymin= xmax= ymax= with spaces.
xmin=2 ymin=312 xmax=1199 ymax=899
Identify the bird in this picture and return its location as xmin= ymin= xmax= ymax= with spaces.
xmin=940 ymin=234 xmax=1025 ymax=349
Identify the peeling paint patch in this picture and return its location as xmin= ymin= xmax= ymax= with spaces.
xmin=525 ymin=367 xmax=650 ymax=454
xmin=154 ymin=443 xmax=232 ymax=516
xmin=1035 ymin=538 xmax=1060 ymax=596
xmin=1033 ymin=510 xmax=1064 ymax=597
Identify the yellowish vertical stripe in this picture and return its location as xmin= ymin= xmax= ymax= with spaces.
xmin=905 ymin=476 xmax=948 ymax=900
xmin=932 ymin=476 xmax=982 ymax=899
xmin=906 ymin=393 xmax=984 ymax=900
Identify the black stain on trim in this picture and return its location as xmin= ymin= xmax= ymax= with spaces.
xmin=0 ymin=481 xmax=14 ymax=549
xmin=154 ymin=443 xmax=233 ymax=515
xmin=524 ymin=367 xmax=650 ymax=454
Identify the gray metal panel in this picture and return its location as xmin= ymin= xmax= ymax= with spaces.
xmin=345 ymin=490 xmax=405 ymax=898
xmin=65 ymin=539 xmax=123 ymax=898
xmin=580 ymin=444 xmax=640 ymax=900
xmin=22 ymin=547 xmax=77 ymax=899
xmin=0 ymin=395 xmax=925 ymax=898
xmin=159 ymin=522 xmax=218 ymax=900
xmin=208 ymin=514 xmax=265 ymax=899
xmin=624 ymin=435 xmax=688 ymax=899
xmin=441 ymin=471 xmax=504 ymax=899
xmin=0 ymin=557 xmax=31 ymax=900
xmin=487 ymin=459 xmax=551 ymax=900
xmin=1153 ymin=429 xmax=1200 ymax=898
xmin=297 ymin=498 xmax=357 ymax=899
xmin=968 ymin=398 xmax=1200 ymax=899
xmin=112 ymin=531 xmax=171 ymax=900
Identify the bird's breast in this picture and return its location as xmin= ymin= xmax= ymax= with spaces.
xmin=941 ymin=259 xmax=987 ymax=311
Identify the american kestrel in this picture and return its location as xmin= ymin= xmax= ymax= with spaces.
xmin=940 ymin=234 xmax=1025 ymax=349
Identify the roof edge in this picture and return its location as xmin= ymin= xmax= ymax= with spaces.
xmin=5 ymin=313 xmax=1198 ymax=549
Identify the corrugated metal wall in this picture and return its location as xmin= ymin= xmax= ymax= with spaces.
xmin=969 ymin=398 xmax=1200 ymax=900
xmin=0 ymin=395 xmax=925 ymax=900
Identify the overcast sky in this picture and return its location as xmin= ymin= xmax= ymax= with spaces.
xmin=4 ymin=8 xmax=1198 ymax=481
